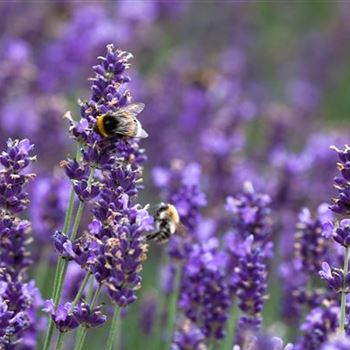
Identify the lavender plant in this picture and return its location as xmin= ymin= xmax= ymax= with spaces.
xmin=0 ymin=139 xmax=40 ymax=348
xmin=41 ymin=44 xmax=152 ymax=350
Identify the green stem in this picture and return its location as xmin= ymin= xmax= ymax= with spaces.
xmin=69 ymin=200 xmax=85 ymax=241
xmin=147 ymin=252 xmax=167 ymax=350
xmin=106 ymin=307 xmax=121 ymax=350
xmin=166 ymin=264 xmax=182 ymax=350
xmin=85 ymin=277 xmax=95 ymax=302
xmin=53 ymin=272 xmax=89 ymax=350
xmin=71 ymin=272 xmax=91 ymax=309
xmin=54 ymin=258 xmax=69 ymax=303
xmin=91 ymin=285 xmax=102 ymax=307
xmin=54 ymin=168 xmax=95 ymax=304
xmin=47 ymin=199 xmax=87 ymax=349
xmin=43 ymin=163 xmax=95 ymax=350
xmin=74 ymin=279 xmax=94 ymax=348
xmin=223 ymin=305 xmax=237 ymax=350
xmin=63 ymin=185 xmax=77 ymax=234
xmin=43 ymin=186 xmax=76 ymax=350
xmin=340 ymin=246 xmax=349 ymax=335
xmin=55 ymin=332 xmax=65 ymax=350
xmin=208 ymin=339 xmax=217 ymax=350
xmin=74 ymin=286 xmax=102 ymax=350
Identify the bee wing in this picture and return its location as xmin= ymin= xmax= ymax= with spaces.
xmin=116 ymin=103 xmax=145 ymax=117
xmin=176 ymin=222 xmax=187 ymax=237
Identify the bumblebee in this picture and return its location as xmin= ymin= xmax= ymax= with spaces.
xmin=95 ymin=102 xmax=148 ymax=139
xmin=146 ymin=203 xmax=186 ymax=243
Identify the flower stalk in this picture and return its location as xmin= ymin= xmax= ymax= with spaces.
xmin=43 ymin=186 xmax=77 ymax=350
xmin=75 ymin=285 xmax=102 ymax=350
xmin=223 ymin=307 xmax=238 ymax=350
xmin=166 ymin=263 xmax=182 ymax=349
xmin=339 ymin=246 xmax=349 ymax=335
xmin=106 ymin=307 xmax=122 ymax=350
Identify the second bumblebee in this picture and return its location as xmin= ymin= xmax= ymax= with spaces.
xmin=146 ymin=203 xmax=185 ymax=243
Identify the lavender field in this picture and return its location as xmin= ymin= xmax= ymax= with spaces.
xmin=1 ymin=1 xmax=350 ymax=349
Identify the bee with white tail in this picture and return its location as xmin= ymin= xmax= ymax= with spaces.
xmin=95 ymin=102 xmax=148 ymax=139
xmin=146 ymin=203 xmax=186 ymax=243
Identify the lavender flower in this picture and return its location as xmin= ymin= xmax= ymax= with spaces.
xmin=319 ymin=262 xmax=350 ymax=293
xmin=57 ymin=44 xmax=153 ymax=309
xmin=294 ymin=204 xmax=333 ymax=273
xmin=178 ymin=240 xmax=230 ymax=340
xmin=235 ymin=236 xmax=268 ymax=345
xmin=322 ymin=336 xmax=350 ymax=350
xmin=0 ymin=139 xmax=40 ymax=348
xmin=332 ymin=219 xmax=350 ymax=247
xmin=233 ymin=335 xmax=294 ymax=350
xmin=43 ymin=300 xmax=106 ymax=332
xmin=172 ymin=318 xmax=207 ymax=350
xmin=330 ymin=145 xmax=350 ymax=215
xmin=43 ymin=300 xmax=79 ymax=333
xmin=225 ymin=181 xmax=272 ymax=244
xmin=279 ymin=203 xmax=334 ymax=324
xmin=295 ymin=304 xmax=339 ymax=350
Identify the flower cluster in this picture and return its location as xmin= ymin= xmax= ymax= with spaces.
xmin=330 ymin=145 xmax=350 ymax=215
xmin=294 ymin=204 xmax=333 ymax=273
xmin=325 ymin=219 xmax=350 ymax=248
xmin=234 ymin=236 xmax=268 ymax=345
xmin=233 ymin=334 xmax=294 ymax=350
xmin=178 ymin=240 xmax=230 ymax=339
xmin=54 ymin=44 xmax=153 ymax=311
xmin=295 ymin=304 xmax=339 ymax=350
xmin=322 ymin=337 xmax=350 ymax=350
xmin=319 ymin=262 xmax=350 ymax=293
xmin=225 ymin=181 xmax=272 ymax=244
xmin=0 ymin=139 xmax=41 ymax=348
xmin=279 ymin=204 xmax=334 ymax=324
xmin=223 ymin=183 xmax=272 ymax=346
xmin=43 ymin=299 xmax=106 ymax=332
xmin=172 ymin=318 xmax=206 ymax=350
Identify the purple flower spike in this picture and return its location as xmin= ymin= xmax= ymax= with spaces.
xmin=0 ymin=139 xmax=40 ymax=348
xmin=172 ymin=319 xmax=206 ymax=350
xmin=296 ymin=305 xmax=339 ymax=349
xmin=334 ymin=219 xmax=350 ymax=247
xmin=75 ymin=302 xmax=106 ymax=328
xmin=225 ymin=181 xmax=272 ymax=243
xmin=294 ymin=204 xmax=333 ymax=273
xmin=43 ymin=299 xmax=106 ymax=332
xmin=179 ymin=243 xmax=230 ymax=340
xmin=54 ymin=44 xmax=153 ymax=310
xmin=43 ymin=301 xmax=79 ymax=332
xmin=330 ymin=145 xmax=350 ymax=215
xmin=319 ymin=262 xmax=350 ymax=293
xmin=322 ymin=336 xmax=350 ymax=350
